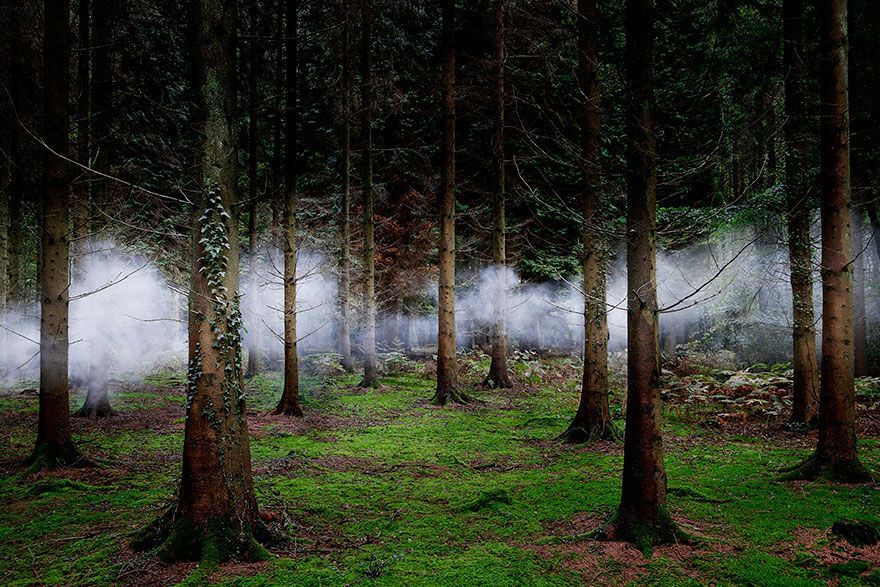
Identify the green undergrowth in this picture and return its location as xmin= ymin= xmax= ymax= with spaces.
xmin=0 ymin=358 xmax=878 ymax=585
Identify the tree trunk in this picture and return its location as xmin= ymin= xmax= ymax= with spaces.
xmin=245 ymin=0 xmax=261 ymax=379
xmin=274 ymin=0 xmax=303 ymax=416
xmin=134 ymin=0 xmax=267 ymax=563
xmin=483 ymin=0 xmax=511 ymax=390
xmin=90 ymin=0 xmax=112 ymax=231
xmin=852 ymin=202 xmax=868 ymax=377
xmin=783 ymin=0 xmax=820 ymax=427
xmin=30 ymin=0 xmax=82 ymax=468
xmin=784 ymin=0 xmax=870 ymax=482
xmin=562 ymin=0 xmax=616 ymax=443
xmin=75 ymin=0 xmax=90 ymax=240
xmin=433 ymin=0 xmax=466 ymax=405
xmin=338 ymin=0 xmax=354 ymax=373
xmin=598 ymin=0 xmax=681 ymax=552
xmin=359 ymin=0 xmax=379 ymax=388
xmin=7 ymin=11 xmax=23 ymax=306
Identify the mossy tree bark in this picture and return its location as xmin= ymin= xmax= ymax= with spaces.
xmin=561 ymin=0 xmax=617 ymax=444
xmin=597 ymin=0 xmax=683 ymax=551
xmin=784 ymin=0 xmax=870 ymax=482
xmin=134 ymin=0 xmax=267 ymax=563
xmin=274 ymin=0 xmax=303 ymax=417
xmin=483 ymin=0 xmax=512 ymax=390
xmin=31 ymin=0 xmax=82 ymax=468
xmin=360 ymin=0 xmax=379 ymax=388
xmin=433 ymin=0 xmax=467 ymax=406
xmin=783 ymin=0 xmax=819 ymax=427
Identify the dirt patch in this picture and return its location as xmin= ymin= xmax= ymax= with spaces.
xmin=774 ymin=525 xmax=880 ymax=575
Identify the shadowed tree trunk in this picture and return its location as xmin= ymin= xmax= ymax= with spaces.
xmin=596 ymin=0 xmax=682 ymax=552
xmin=7 ymin=9 xmax=23 ymax=306
xmin=561 ymin=0 xmax=617 ymax=444
xmin=338 ymin=0 xmax=354 ymax=373
xmin=245 ymin=0 xmax=261 ymax=379
xmin=360 ymin=0 xmax=379 ymax=388
xmin=133 ymin=0 xmax=268 ymax=563
xmin=852 ymin=201 xmax=868 ymax=377
xmin=75 ymin=0 xmax=90 ymax=240
xmin=483 ymin=0 xmax=512 ymax=390
xmin=433 ymin=0 xmax=467 ymax=405
xmin=75 ymin=0 xmax=116 ymax=419
xmin=265 ymin=0 xmax=284 ymax=372
xmin=783 ymin=0 xmax=819 ymax=427
xmin=782 ymin=0 xmax=870 ymax=483
xmin=29 ymin=0 xmax=82 ymax=468
xmin=274 ymin=0 xmax=303 ymax=416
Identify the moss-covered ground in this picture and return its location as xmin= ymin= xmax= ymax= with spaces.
xmin=1 ymin=356 xmax=878 ymax=585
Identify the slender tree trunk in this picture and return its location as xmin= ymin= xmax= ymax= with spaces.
xmin=245 ymin=0 xmax=261 ymax=379
xmin=359 ymin=0 xmax=379 ymax=387
xmin=338 ymin=0 xmax=354 ymax=373
xmin=784 ymin=0 xmax=870 ymax=482
xmin=75 ymin=0 xmax=90 ymax=240
xmin=7 ymin=11 xmax=23 ymax=306
xmin=598 ymin=0 xmax=681 ymax=552
xmin=90 ymin=0 xmax=112 ymax=231
xmin=784 ymin=0 xmax=819 ymax=426
xmin=433 ymin=0 xmax=465 ymax=405
xmin=274 ymin=0 xmax=302 ymax=416
xmin=483 ymin=0 xmax=512 ymax=389
xmin=265 ymin=0 xmax=284 ymax=372
xmin=561 ymin=0 xmax=616 ymax=443
xmin=852 ymin=202 xmax=868 ymax=376
xmin=30 ymin=0 xmax=82 ymax=468
xmin=134 ymin=0 xmax=267 ymax=563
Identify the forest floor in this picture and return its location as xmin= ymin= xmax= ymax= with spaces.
xmin=1 ymin=353 xmax=879 ymax=586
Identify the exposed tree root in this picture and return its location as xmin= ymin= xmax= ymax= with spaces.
xmin=431 ymin=386 xmax=473 ymax=406
xmin=74 ymin=389 xmax=116 ymax=419
xmin=25 ymin=441 xmax=90 ymax=473
xmin=357 ymin=377 xmax=380 ymax=389
xmin=593 ymin=506 xmax=693 ymax=557
xmin=133 ymin=508 xmax=272 ymax=565
xmin=271 ymin=400 xmax=303 ymax=417
xmin=777 ymin=453 xmax=873 ymax=483
xmin=558 ymin=419 xmax=620 ymax=444
xmin=482 ymin=359 xmax=513 ymax=389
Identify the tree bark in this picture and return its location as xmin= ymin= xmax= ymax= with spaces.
xmin=483 ymin=0 xmax=512 ymax=390
xmin=783 ymin=0 xmax=870 ymax=482
xmin=783 ymin=0 xmax=819 ymax=427
xmin=561 ymin=0 xmax=617 ymax=443
xmin=245 ymin=0 xmax=261 ymax=379
xmin=30 ymin=0 xmax=82 ymax=468
xmin=597 ymin=0 xmax=682 ymax=552
xmin=273 ymin=0 xmax=303 ymax=416
xmin=359 ymin=0 xmax=379 ymax=387
xmin=7 ymin=10 xmax=23 ymax=306
xmin=75 ymin=0 xmax=90 ymax=240
xmin=134 ymin=0 xmax=267 ymax=563
xmin=338 ymin=0 xmax=354 ymax=373
xmin=433 ymin=0 xmax=466 ymax=405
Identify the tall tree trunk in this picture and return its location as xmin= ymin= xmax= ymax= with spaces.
xmin=245 ymin=0 xmax=261 ymax=379
xmin=433 ymin=0 xmax=466 ymax=405
xmin=75 ymin=0 xmax=90 ymax=240
xmin=7 ymin=10 xmax=23 ymax=306
xmin=30 ymin=0 xmax=82 ymax=468
xmin=338 ymin=0 xmax=354 ymax=373
xmin=852 ymin=202 xmax=868 ymax=376
xmin=90 ymin=0 xmax=112 ymax=232
xmin=265 ymin=0 xmax=284 ymax=372
xmin=134 ymin=0 xmax=267 ymax=563
xmin=359 ymin=0 xmax=379 ymax=387
xmin=784 ymin=0 xmax=870 ymax=482
xmin=561 ymin=0 xmax=616 ymax=443
xmin=483 ymin=0 xmax=511 ymax=389
xmin=784 ymin=0 xmax=820 ymax=426
xmin=75 ymin=0 xmax=115 ymax=418
xmin=598 ymin=0 xmax=681 ymax=552
xmin=274 ymin=0 xmax=302 ymax=416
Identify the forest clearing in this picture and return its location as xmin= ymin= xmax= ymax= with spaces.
xmin=2 ymin=0 xmax=880 ymax=584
